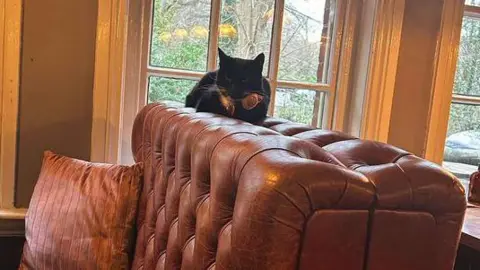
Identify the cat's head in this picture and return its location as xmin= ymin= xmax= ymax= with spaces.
xmin=216 ymin=48 xmax=266 ymax=100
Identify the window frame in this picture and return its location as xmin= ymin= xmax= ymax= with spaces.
xmin=91 ymin=0 xmax=407 ymax=165
xmin=0 ymin=0 xmax=27 ymax=219
xmin=454 ymin=4 xmax=480 ymax=106
xmin=425 ymin=1 xmax=478 ymax=164
xmin=140 ymin=0 xmax=347 ymax=129
xmin=446 ymin=5 xmax=480 ymax=169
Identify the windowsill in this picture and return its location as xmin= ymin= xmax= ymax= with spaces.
xmin=443 ymin=161 xmax=477 ymax=195
xmin=0 ymin=218 xmax=25 ymax=237
xmin=0 ymin=209 xmax=26 ymax=236
xmin=0 ymin=209 xmax=27 ymax=220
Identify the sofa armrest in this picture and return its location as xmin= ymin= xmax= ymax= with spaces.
xmin=325 ymin=139 xmax=466 ymax=270
xmin=206 ymin=135 xmax=376 ymax=270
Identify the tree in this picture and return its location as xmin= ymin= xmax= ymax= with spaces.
xmin=147 ymin=0 xmax=335 ymax=125
xmin=447 ymin=13 xmax=480 ymax=137
xmin=148 ymin=0 xmax=480 ymax=165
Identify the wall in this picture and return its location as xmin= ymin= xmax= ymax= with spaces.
xmin=15 ymin=0 xmax=98 ymax=208
xmin=388 ymin=0 xmax=443 ymax=156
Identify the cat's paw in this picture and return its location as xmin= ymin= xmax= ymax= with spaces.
xmin=219 ymin=95 xmax=235 ymax=115
xmin=242 ymin=93 xmax=264 ymax=110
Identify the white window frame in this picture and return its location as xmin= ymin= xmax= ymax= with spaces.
xmin=0 ymin=0 xmax=27 ymax=219
xmin=91 ymin=0 xmax=408 ymax=164
xmin=141 ymin=0 xmax=346 ymax=128
xmin=92 ymin=0 xmax=359 ymax=164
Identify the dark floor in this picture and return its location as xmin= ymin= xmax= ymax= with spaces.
xmin=0 ymin=236 xmax=24 ymax=270
xmin=455 ymin=244 xmax=480 ymax=270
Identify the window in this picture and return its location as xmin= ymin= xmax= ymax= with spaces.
xmin=143 ymin=0 xmax=345 ymax=127
xmin=443 ymin=1 xmax=480 ymax=193
xmin=466 ymin=0 xmax=480 ymax=7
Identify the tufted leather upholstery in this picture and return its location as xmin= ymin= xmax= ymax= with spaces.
xmin=130 ymin=102 xmax=466 ymax=270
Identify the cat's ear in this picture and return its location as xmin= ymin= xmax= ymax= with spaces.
xmin=253 ymin=53 xmax=265 ymax=72
xmin=218 ymin=48 xmax=228 ymax=66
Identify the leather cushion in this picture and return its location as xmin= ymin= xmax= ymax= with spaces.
xmin=19 ymin=151 xmax=143 ymax=270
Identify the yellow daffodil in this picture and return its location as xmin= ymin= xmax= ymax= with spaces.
xmin=190 ymin=25 xmax=209 ymax=39
xmin=173 ymin=28 xmax=188 ymax=39
xmin=263 ymin=9 xmax=274 ymax=20
xmin=159 ymin=32 xmax=171 ymax=42
xmin=219 ymin=24 xmax=237 ymax=38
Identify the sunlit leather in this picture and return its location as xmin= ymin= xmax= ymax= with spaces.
xmin=131 ymin=102 xmax=466 ymax=270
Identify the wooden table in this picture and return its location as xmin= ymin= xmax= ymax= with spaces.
xmin=456 ymin=204 xmax=480 ymax=269
xmin=462 ymin=205 xmax=480 ymax=251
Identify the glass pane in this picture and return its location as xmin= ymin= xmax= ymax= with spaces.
xmin=148 ymin=76 xmax=197 ymax=103
xmin=466 ymin=0 xmax=480 ymax=6
xmin=453 ymin=16 xmax=480 ymax=96
xmin=443 ymin=103 xmax=480 ymax=194
xmin=273 ymin=88 xmax=325 ymax=126
xmin=150 ymin=0 xmax=211 ymax=71
xmin=278 ymin=0 xmax=336 ymax=83
xmin=217 ymin=0 xmax=275 ymax=75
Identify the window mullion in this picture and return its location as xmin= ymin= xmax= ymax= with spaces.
xmin=312 ymin=93 xmax=323 ymax=127
xmin=276 ymin=80 xmax=331 ymax=92
xmin=267 ymin=0 xmax=285 ymax=115
xmin=207 ymin=0 xmax=222 ymax=71
xmin=465 ymin=5 xmax=480 ymax=18
xmin=140 ymin=0 xmax=155 ymax=107
xmin=312 ymin=0 xmax=334 ymax=127
xmin=147 ymin=67 xmax=205 ymax=80
xmin=452 ymin=94 xmax=480 ymax=105
xmin=324 ymin=0 xmax=348 ymax=129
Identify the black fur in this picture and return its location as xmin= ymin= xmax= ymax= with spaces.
xmin=185 ymin=48 xmax=271 ymax=124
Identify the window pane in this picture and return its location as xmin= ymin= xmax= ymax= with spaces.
xmin=278 ymin=0 xmax=336 ymax=83
xmin=443 ymin=103 xmax=480 ymax=193
xmin=273 ymin=88 xmax=325 ymax=126
xmin=453 ymin=16 xmax=480 ymax=96
xmin=218 ymin=0 xmax=275 ymax=75
xmin=148 ymin=76 xmax=197 ymax=103
xmin=466 ymin=0 xmax=480 ymax=6
xmin=150 ymin=0 xmax=211 ymax=71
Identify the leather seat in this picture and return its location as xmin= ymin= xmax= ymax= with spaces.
xmin=130 ymin=102 xmax=466 ymax=270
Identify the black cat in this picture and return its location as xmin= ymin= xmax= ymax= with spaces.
xmin=185 ymin=48 xmax=271 ymax=124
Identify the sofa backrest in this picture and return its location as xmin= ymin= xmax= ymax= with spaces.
xmin=130 ymin=102 xmax=466 ymax=270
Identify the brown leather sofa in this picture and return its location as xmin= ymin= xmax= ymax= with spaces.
xmin=130 ymin=102 xmax=466 ymax=270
